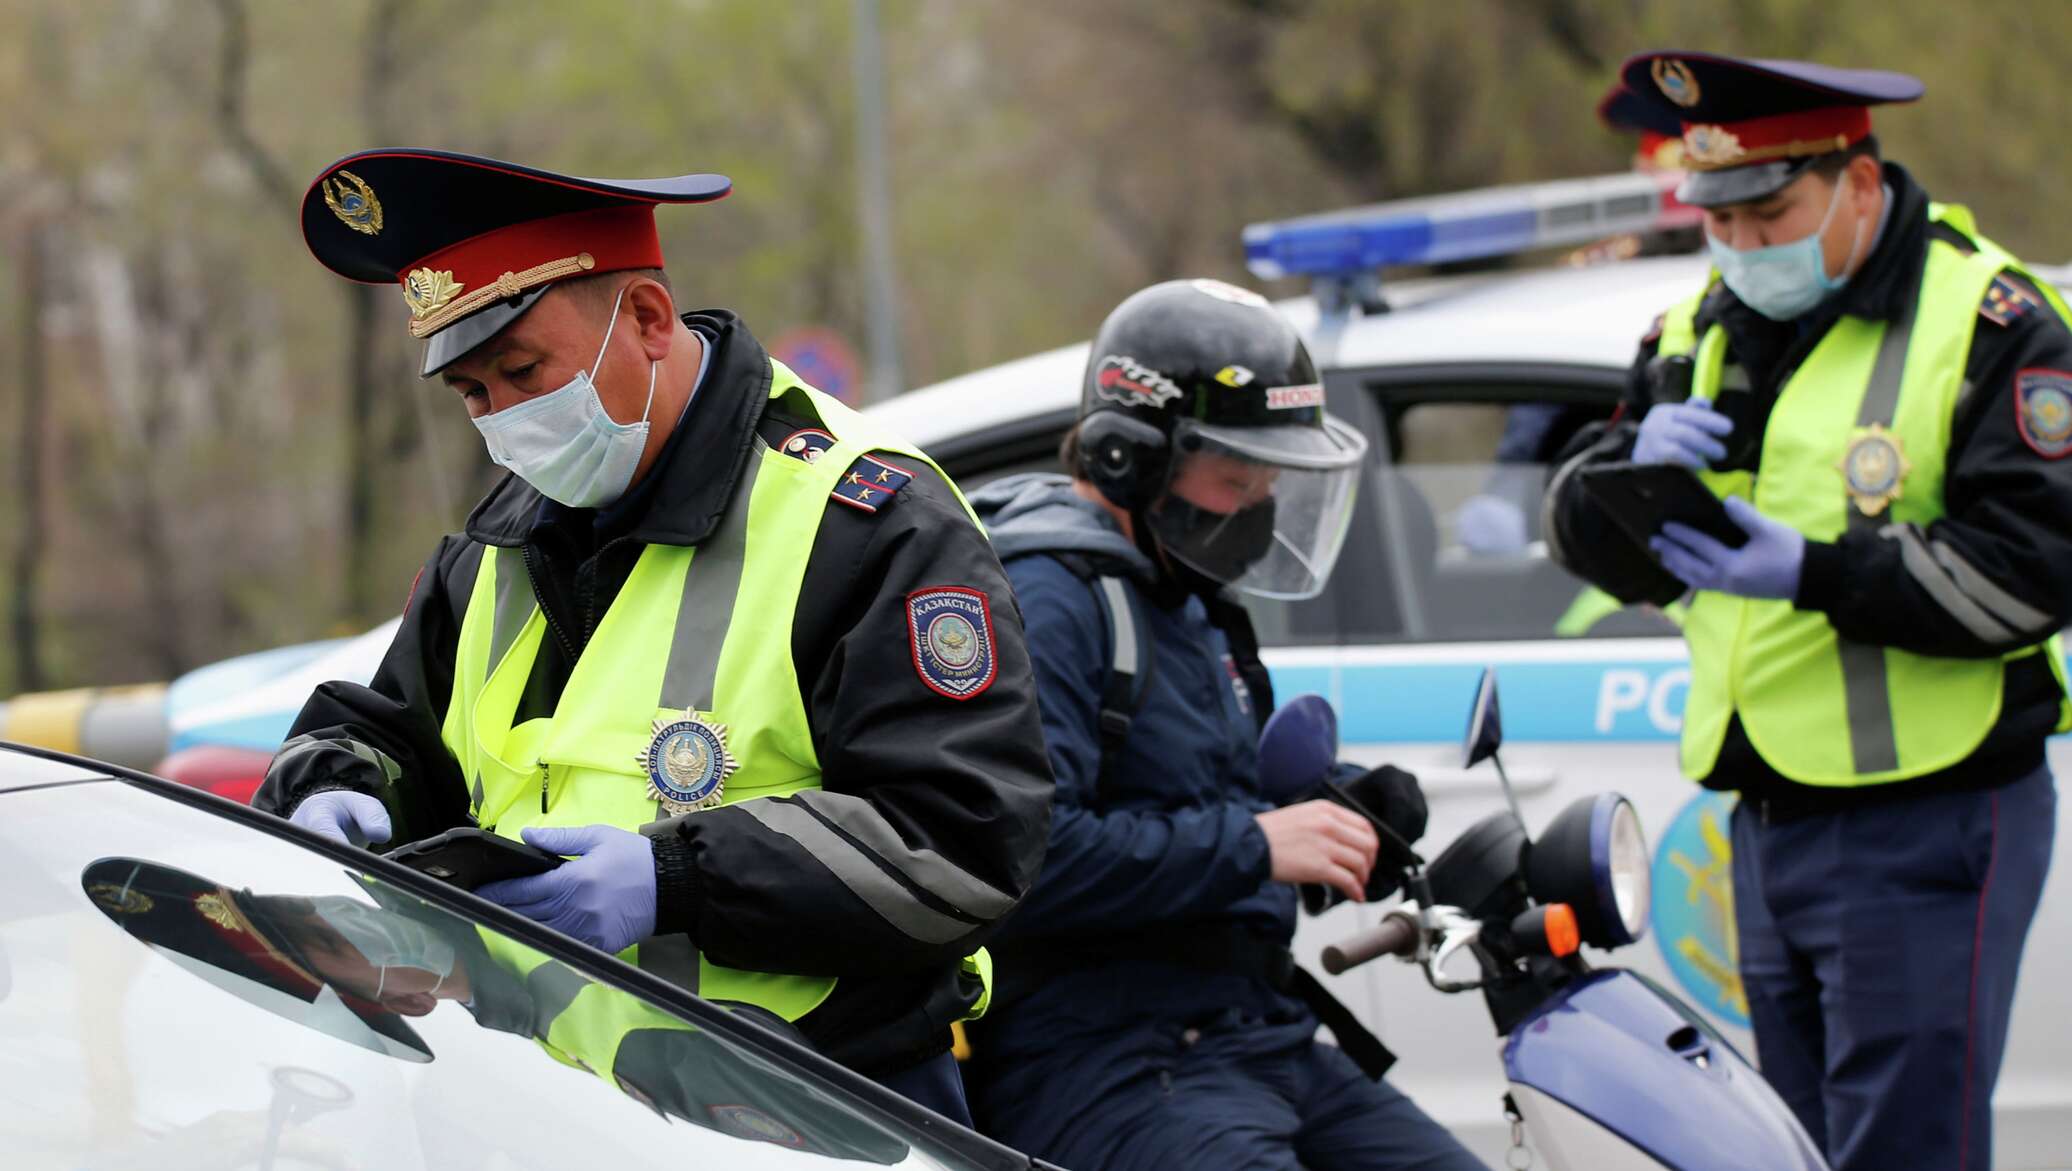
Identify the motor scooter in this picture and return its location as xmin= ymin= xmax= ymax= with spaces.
xmin=1262 ymin=668 xmax=1828 ymax=1171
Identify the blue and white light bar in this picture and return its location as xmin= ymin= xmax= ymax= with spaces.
xmin=1243 ymin=171 xmax=1702 ymax=281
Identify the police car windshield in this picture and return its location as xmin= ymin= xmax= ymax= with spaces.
xmin=0 ymin=762 xmax=1021 ymax=1170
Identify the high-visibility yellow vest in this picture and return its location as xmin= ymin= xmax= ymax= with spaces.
xmin=1657 ymin=204 xmax=2071 ymax=785
xmin=1552 ymin=586 xmax=1686 ymax=638
xmin=441 ymin=360 xmax=988 ymax=1020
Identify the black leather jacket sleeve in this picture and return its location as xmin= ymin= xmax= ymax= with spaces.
xmin=1542 ymin=327 xmax=1688 ymax=606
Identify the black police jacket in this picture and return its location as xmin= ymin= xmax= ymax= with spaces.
xmin=1546 ymin=164 xmax=2072 ymax=806
xmin=255 ymin=311 xmax=1055 ymax=1075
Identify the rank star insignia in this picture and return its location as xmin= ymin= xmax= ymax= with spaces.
xmin=1837 ymin=423 xmax=1912 ymax=516
xmin=638 ymin=709 xmax=738 ymax=815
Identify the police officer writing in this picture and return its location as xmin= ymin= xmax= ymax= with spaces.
xmin=965 ymin=280 xmax=1485 ymax=1170
xmin=1546 ymin=54 xmax=2072 ymax=1171
xmin=254 ymin=150 xmax=1054 ymax=1123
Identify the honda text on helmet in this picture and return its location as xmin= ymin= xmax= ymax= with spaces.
xmin=1072 ymin=278 xmax=1368 ymax=599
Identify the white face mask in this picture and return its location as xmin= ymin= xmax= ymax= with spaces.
xmin=1705 ymin=173 xmax=1866 ymax=322
xmin=471 ymin=285 xmax=658 ymax=508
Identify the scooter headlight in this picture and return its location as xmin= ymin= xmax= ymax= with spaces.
xmin=1525 ymin=793 xmax=1650 ymax=949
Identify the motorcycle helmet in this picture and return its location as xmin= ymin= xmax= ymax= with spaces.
xmin=1073 ymin=278 xmax=1368 ymax=599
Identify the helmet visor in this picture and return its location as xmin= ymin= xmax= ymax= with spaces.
xmin=1152 ymin=414 xmax=1368 ymax=600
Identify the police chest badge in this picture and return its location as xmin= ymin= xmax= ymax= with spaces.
xmin=2016 ymin=369 xmax=2072 ymax=459
xmin=638 ymin=709 xmax=738 ymax=814
xmin=906 ymin=587 xmax=998 ymax=701
xmin=1836 ymin=422 xmax=1912 ymax=516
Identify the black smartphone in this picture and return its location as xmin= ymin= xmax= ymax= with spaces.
xmin=1576 ymin=462 xmax=1750 ymax=551
xmin=385 ymin=827 xmax=562 ymax=890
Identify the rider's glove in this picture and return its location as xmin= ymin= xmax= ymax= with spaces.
xmin=1301 ymin=763 xmax=1428 ymax=913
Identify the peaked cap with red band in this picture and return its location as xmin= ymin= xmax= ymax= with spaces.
xmin=80 ymin=858 xmax=433 ymax=1060
xmin=1617 ymin=52 xmax=1922 ymax=207
xmin=299 ymin=148 xmax=731 ymax=376
xmin=1595 ymin=83 xmax=1687 ymax=173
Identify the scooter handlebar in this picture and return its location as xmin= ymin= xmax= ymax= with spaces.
xmin=1321 ymin=914 xmax=1419 ymax=975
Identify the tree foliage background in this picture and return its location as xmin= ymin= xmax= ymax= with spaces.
xmin=2 ymin=0 xmax=2066 ymax=690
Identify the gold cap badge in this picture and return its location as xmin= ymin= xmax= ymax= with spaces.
xmin=1652 ymin=58 xmax=1701 ymax=108
xmin=321 ymin=169 xmax=384 ymax=236
xmin=1682 ymin=125 xmax=1746 ymax=168
xmin=402 ymin=268 xmax=465 ymax=321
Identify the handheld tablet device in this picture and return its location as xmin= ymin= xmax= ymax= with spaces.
xmin=385 ymin=827 xmax=562 ymax=890
xmin=1575 ymin=462 xmax=1749 ymax=551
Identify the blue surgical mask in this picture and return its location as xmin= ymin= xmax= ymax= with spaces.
xmin=1706 ymin=175 xmax=1866 ymax=322
xmin=471 ymin=285 xmax=658 ymax=508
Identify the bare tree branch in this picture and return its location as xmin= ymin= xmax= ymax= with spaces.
xmin=210 ymin=0 xmax=296 ymax=209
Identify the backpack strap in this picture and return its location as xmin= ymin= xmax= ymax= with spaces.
xmin=1089 ymin=575 xmax=1154 ymax=765
xmin=1203 ymin=590 xmax=1274 ymax=736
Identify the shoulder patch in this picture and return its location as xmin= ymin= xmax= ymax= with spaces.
xmin=906 ymin=586 xmax=998 ymax=700
xmin=830 ymin=454 xmax=913 ymax=514
xmin=2015 ymin=369 xmax=2072 ymax=458
xmin=1981 ymin=273 xmax=2043 ymax=328
xmin=777 ymin=427 xmax=836 ymax=464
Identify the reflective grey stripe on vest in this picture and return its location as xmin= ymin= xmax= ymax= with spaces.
xmin=524 ymin=958 xmax=590 ymax=1038
xmin=472 ymin=553 xmax=537 ymax=827
xmin=658 ymin=440 xmax=765 ymax=715
xmin=638 ymin=933 xmax=700 ymax=996
xmin=738 ymin=798 xmax=979 ymax=945
xmin=634 ymin=439 xmax=769 ymax=978
xmin=488 ymin=553 xmax=535 ymax=683
xmin=1834 ymin=294 xmax=1919 ymax=775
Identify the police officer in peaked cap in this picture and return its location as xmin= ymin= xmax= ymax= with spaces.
xmin=255 ymin=149 xmax=1055 ymax=1123
xmin=1547 ymin=53 xmax=2072 ymax=1170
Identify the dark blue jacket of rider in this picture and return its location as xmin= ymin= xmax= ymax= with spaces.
xmin=969 ymin=475 xmax=1315 ymax=1145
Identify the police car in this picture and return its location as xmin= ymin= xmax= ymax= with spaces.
xmin=0 ymin=742 xmax=1044 ymax=1169
xmin=867 ymin=173 xmax=2072 ymax=1166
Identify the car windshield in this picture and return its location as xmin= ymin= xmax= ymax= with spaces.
xmin=0 ymin=766 xmax=1007 ymax=1169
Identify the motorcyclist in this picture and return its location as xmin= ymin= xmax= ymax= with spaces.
xmin=965 ymin=279 xmax=1486 ymax=1170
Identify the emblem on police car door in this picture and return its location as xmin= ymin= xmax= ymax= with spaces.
xmin=639 ymin=709 xmax=737 ymax=815
xmin=1837 ymin=422 xmax=1911 ymax=516
xmin=906 ymin=587 xmax=998 ymax=700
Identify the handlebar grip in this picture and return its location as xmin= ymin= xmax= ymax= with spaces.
xmin=1322 ymin=915 xmax=1419 ymax=975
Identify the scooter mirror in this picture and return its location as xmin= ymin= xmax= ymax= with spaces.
xmin=1462 ymin=667 xmax=1503 ymax=770
xmin=1258 ymin=693 xmax=1338 ymax=805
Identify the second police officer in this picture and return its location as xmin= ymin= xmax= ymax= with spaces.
xmin=1546 ymin=53 xmax=2072 ymax=1171
xmin=966 ymin=280 xmax=1486 ymax=1170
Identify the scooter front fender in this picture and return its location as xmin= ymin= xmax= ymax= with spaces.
xmin=1504 ymin=968 xmax=1827 ymax=1171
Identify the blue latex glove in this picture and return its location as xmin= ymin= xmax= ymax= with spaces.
xmin=1650 ymin=496 xmax=1805 ymax=600
xmin=289 ymin=791 xmax=393 ymax=847
xmin=476 ymin=825 xmax=657 ymax=955
xmin=1456 ymin=494 xmax=1529 ymax=555
xmin=1634 ymin=396 xmax=1735 ymax=469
